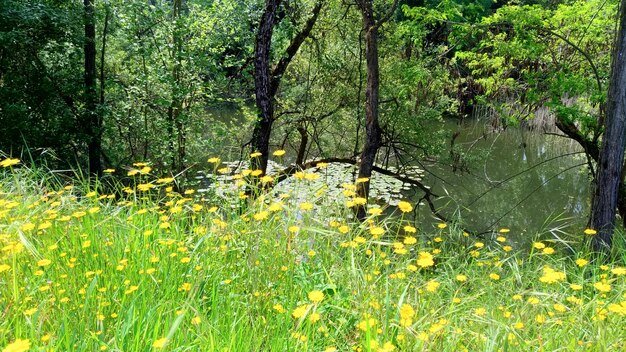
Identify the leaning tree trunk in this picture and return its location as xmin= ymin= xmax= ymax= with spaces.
xmin=590 ymin=0 xmax=626 ymax=252
xmin=251 ymin=0 xmax=280 ymax=174
xmin=355 ymin=0 xmax=382 ymax=221
xmin=84 ymin=0 xmax=101 ymax=175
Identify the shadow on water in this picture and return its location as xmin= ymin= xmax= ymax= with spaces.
xmin=412 ymin=119 xmax=591 ymax=245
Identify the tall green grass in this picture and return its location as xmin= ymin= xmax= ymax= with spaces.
xmin=1 ymin=160 xmax=626 ymax=352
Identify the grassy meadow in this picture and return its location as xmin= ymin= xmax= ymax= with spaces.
xmin=1 ymin=156 xmax=626 ymax=352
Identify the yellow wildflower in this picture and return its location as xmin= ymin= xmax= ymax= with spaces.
xmin=399 ymin=304 xmax=415 ymax=327
xmin=152 ymin=337 xmax=167 ymax=349
xmin=352 ymin=197 xmax=367 ymax=205
xmin=539 ymin=266 xmax=566 ymax=284
xmin=533 ymin=242 xmax=545 ymax=250
xmin=397 ymin=201 xmax=413 ymax=213
xmin=272 ymin=150 xmax=286 ymax=157
xmin=309 ymin=312 xmax=321 ymax=323
xmin=2 ymin=338 xmax=30 ymax=352
xmin=570 ymin=283 xmax=583 ymax=291
xmin=0 ymin=264 xmax=10 ymax=273
xmin=594 ymin=281 xmax=611 ymax=293
xmin=368 ymin=207 xmax=383 ymax=216
xmin=370 ymin=226 xmax=385 ymax=237
xmin=425 ymin=280 xmax=440 ymax=292
xmin=575 ymin=259 xmax=589 ymax=267
xmin=0 ymin=158 xmax=20 ymax=168
xmin=292 ymin=304 xmax=310 ymax=319
xmin=260 ymin=175 xmax=274 ymax=184
xmin=611 ymin=267 xmax=626 ymax=276
xmin=357 ymin=317 xmax=377 ymax=331
xmin=584 ymin=228 xmax=597 ymax=236
xmin=338 ymin=225 xmax=350 ymax=234
xmin=403 ymin=236 xmax=417 ymax=245
xmin=308 ymin=290 xmax=324 ymax=303
xmin=37 ymin=259 xmax=52 ymax=267
xmin=253 ymin=211 xmax=269 ymax=221
xmin=299 ymin=202 xmax=313 ymax=211
xmin=527 ymin=297 xmax=540 ymax=305
xmin=417 ymin=251 xmax=434 ymax=268
xmin=535 ymin=314 xmax=546 ymax=324
xmin=273 ymin=304 xmax=285 ymax=313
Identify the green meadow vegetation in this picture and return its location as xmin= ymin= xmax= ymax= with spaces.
xmin=2 ymin=157 xmax=626 ymax=352
xmin=3 ymin=1 xmax=626 ymax=350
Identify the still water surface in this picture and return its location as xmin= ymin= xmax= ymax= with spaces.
xmin=413 ymin=119 xmax=590 ymax=243
xmin=207 ymin=106 xmax=591 ymax=243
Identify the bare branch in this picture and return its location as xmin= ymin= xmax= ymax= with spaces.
xmin=271 ymin=1 xmax=324 ymax=97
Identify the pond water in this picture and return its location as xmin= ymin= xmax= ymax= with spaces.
xmin=412 ymin=119 xmax=590 ymax=244
xmin=205 ymin=105 xmax=592 ymax=244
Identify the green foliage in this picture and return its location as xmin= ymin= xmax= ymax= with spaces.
xmin=102 ymin=0 xmax=254 ymax=170
xmin=0 ymin=0 xmax=83 ymax=164
xmin=453 ymin=0 xmax=617 ymax=134
xmin=0 ymin=0 xmax=489 ymax=174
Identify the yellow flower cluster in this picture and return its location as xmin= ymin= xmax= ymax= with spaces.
xmin=539 ymin=266 xmax=566 ymax=284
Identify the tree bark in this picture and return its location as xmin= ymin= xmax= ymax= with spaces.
xmin=99 ymin=5 xmax=109 ymax=106
xmin=296 ymin=124 xmax=309 ymax=167
xmin=355 ymin=0 xmax=382 ymax=221
xmin=84 ymin=0 xmax=101 ymax=175
xmin=168 ymin=0 xmax=185 ymax=173
xmin=251 ymin=0 xmax=281 ymax=174
xmin=590 ymin=0 xmax=626 ymax=251
xmin=251 ymin=0 xmax=323 ymax=175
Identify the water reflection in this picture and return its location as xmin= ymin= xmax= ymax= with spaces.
xmin=414 ymin=119 xmax=590 ymax=243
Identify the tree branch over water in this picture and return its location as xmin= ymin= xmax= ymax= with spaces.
xmin=466 ymin=151 xmax=586 ymax=208
xmin=274 ymin=157 xmax=484 ymax=238
xmin=480 ymin=162 xmax=587 ymax=233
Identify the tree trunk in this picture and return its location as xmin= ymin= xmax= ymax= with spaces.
xmin=168 ymin=0 xmax=185 ymax=173
xmin=99 ymin=5 xmax=108 ymax=106
xmin=167 ymin=105 xmax=177 ymax=170
xmin=355 ymin=0 xmax=382 ymax=221
xmin=84 ymin=0 xmax=101 ymax=175
xmin=251 ymin=0 xmax=322 ymax=175
xmin=590 ymin=0 xmax=626 ymax=251
xmin=251 ymin=0 xmax=281 ymax=174
xmin=296 ymin=124 xmax=309 ymax=167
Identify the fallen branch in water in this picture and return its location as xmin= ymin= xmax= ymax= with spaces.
xmin=274 ymin=157 xmax=485 ymax=238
